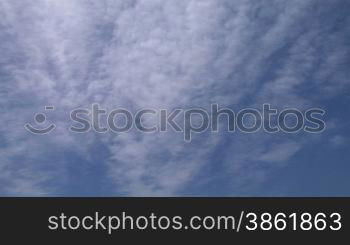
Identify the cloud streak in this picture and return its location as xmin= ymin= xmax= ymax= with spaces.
xmin=0 ymin=0 xmax=349 ymax=196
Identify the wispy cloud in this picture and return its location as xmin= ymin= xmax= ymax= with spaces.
xmin=0 ymin=0 xmax=349 ymax=196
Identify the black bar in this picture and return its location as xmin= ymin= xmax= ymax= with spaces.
xmin=0 ymin=198 xmax=348 ymax=242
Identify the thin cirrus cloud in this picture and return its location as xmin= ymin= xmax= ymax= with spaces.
xmin=0 ymin=0 xmax=349 ymax=196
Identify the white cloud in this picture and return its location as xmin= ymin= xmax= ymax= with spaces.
xmin=0 ymin=0 xmax=348 ymax=195
xmin=258 ymin=142 xmax=302 ymax=164
xmin=329 ymin=135 xmax=347 ymax=148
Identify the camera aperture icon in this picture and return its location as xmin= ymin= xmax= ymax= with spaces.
xmin=25 ymin=106 xmax=56 ymax=135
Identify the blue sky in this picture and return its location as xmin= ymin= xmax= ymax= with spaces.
xmin=0 ymin=0 xmax=349 ymax=196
